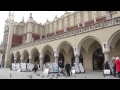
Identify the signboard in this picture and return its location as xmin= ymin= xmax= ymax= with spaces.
xmin=104 ymin=69 xmax=110 ymax=74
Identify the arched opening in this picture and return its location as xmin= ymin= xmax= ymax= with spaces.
xmin=42 ymin=45 xmax=54 ymax=64
xmin=79 ymin=53 xmax=83 ymax=64
xmin=71 ymin=53 xmax=75 ymax=66
xmin=34 ymin=56 xmax=39 ymax=63
xmin=22 ymin=50 xmax=29 ymax=63
xmin=44 ymin=55 xmax=50 ymax=64
xmin=10 ymin=53 xmax=14 ymax=63
xmin=15 ymin=52 xmax=21 ymax=63
xmin=57 ymin=41 xmax=74 ymax=67
xmin=92 ymin=48 xmax=104 ymax=70
xmin=30 ymin=48 xmax=39 ymax=64
xmin=78 ymin=36 xmax=102 ymax=70
xmin=108 ymin=31 xmax=120 ymax=58
xmin=71 ymin=53 xmax=83 ymax=66
xmin=58 ymin=53 xmax=64 ymax=68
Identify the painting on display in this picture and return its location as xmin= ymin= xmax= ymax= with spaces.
xmin=53 ymin=63 xmax=59 ymax=73
xmin=12 ymin=63 xmax=16 ymax=70
xmin=21 ymin=63 xmax=27 ymax=71
xmin=74 ymin=63 xmax=80 ymax=73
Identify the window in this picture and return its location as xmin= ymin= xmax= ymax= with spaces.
xmin=88 ymin=11 xmax=92 ymax=20
xmin=97 ymin=11 xmax=101 ymax=18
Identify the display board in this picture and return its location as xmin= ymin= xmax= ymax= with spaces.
xmin=53 ymin=63 xmax=59 ymax=73
xmin=47 ymin=63 xmax=54 ymax=72
xmin=27 ymin=63 xmax=34 ymax=71
xmin=16 ymin=63 xmax=20 ymax=70
xmin=21 ymin=63 xmax=27 ymax=71
xmin=74 ymin=63 xmax=80 ymax=73
xmin=79 ymin=63 xmax=85 ymax=73
xmin=12 ymin=63 xmax=16 ymax=70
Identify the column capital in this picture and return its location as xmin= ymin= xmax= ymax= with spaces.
xmin=39 ymin=54 xmax=43 ymax=59
xmin=54 ymin=50 xmax=59 ymax=57
xmin=74 ymin=47 xmax=80 ymax=57
xmin=29 ymin=55 xmax=32 ymax=59
xmin=14 ymin=57 xmax=17 ymax=61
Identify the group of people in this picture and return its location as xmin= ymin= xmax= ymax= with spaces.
xmin=104 ymin=57 xmax=120 ymax=78
xmin=58 ymin=60 xmax=71 ymax=76
xmin=111 ymin=57 xmax=120 ymax=78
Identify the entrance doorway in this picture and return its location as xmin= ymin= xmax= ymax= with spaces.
xmin=58 ymin=53 xmax=64 ymax=68
xmin=71 ymin=53 xmax=83 ymax=66
xmin=34 ymin=56 xmax=39 ymax=63
xmin=92 ymin=48 xmax=104 ymax=70
xmin=44 ymin=55 xmax=50 ymax=64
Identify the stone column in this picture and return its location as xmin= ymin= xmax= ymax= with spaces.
xmin=92 ymin=11 xmax=97 ymax=23
xmin=20 ymin=56 xmax=24 ymax=63
xmin=14 ymin=57 xmax=17 ymax=70
xmin=102 ymin=42 xmax=110 ymax=62
xmin=29 ymin=55 xmax=32 ymax=63
xmin=74 ymin=47 xmax=80 ymax=64
xmin=27 ymin=23 xmax=32 ymax=43
xmin=104 ymin=52 xmax=110 ymax=62
xmin=4 ymin=23 xmax=14 ymax=68
xmin=0 ymin=53 xmax=3 ymax=65
xmin=55 ymin=56 xmax=59 ymax=64
xmin=75 ymin=54 xmax=79 ymax=64
xmin=39 ymin=54 xmax=43 ymax=71
xmin=54 ymin=50 xmax=59 ymax=64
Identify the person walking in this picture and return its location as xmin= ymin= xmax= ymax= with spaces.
xmin=115 ymin=57 xmax=120 ymax=78
xmin=112 ymin=57 xmax=116 ymax=76
xmin=65 ymin=61 xmax=71 ymax=76
xmin=33 ymin=63 xmax=38 ymax=73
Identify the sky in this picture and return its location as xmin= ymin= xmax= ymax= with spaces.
xmin=0 ymin=11 xmax=74 ymax=44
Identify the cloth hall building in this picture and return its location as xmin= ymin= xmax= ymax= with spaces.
xmin=0 ymin=11 xmax=120 ymax=71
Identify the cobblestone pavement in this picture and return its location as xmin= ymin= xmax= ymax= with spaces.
xmin=0 ymin=68 xmax=119 ymax=79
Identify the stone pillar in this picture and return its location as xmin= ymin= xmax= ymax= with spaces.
xmin=54 ymin=50 xmax=59 ymax=64
xmin=75 ymin=54 xmax=79 ymax=64
xmin=39 ymin=54 xmax=43 ymax=71
xmin=27 ymin=23 xmax=32 ymax=43
xmin=102 ymin=42 xmax=110 ymax=62
xmin=55 ymin=56 xmax=58 ymax=64
xmin=14 ymin=57 xmax=17 ymax=70
xmin=104 ymin=52 xmax=110 ymax=62
xmin=0 ymin=53 xmax=3 ymax=65
xmin=92 ymin=11 xmax=97 ymax=23
xmin=74 ymin=47 xmax=80 ymax=64
xmin=29 ymin=55 xmax=32 ymax=63
xmin=20 ymin=56 xmax=24 ymax=63
xmin=4 ymin=23 xmax=14 ymax=68
xmin=14 ymin=57 xmax=17 ymax=63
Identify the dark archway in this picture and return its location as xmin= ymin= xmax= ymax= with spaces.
xmin=71 ymin=53 xmax=83 ymax=66
xmin=92 ymin=48 xmax=104 ymax=70
xmin=44 ymin=55 xmax=50 ymax=64
xmin=34 ymin=56 xmax=39 ymax=63
xmin=58 ymin=53 xmax=64 ymax=68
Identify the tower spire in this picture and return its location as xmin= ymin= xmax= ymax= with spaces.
xmin=21 ymin=17 xmax=24 ymax=22
xmin=29 ymin=13 xmax=33 ymax=19
xmin=8 ymin=11 xmax=11 ymax=17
